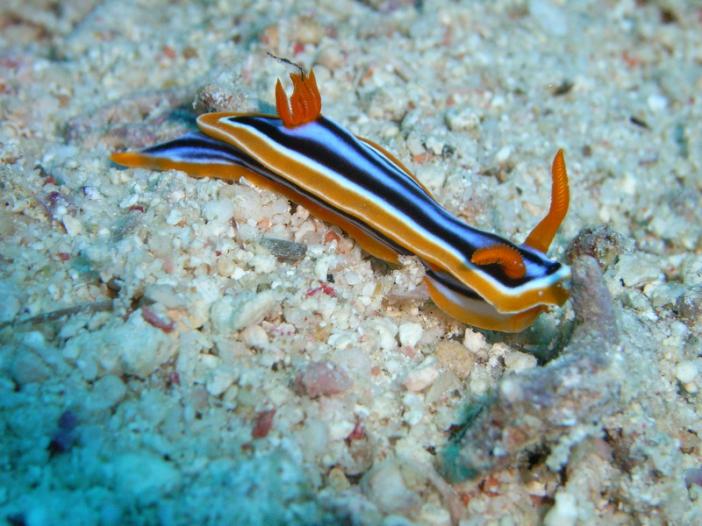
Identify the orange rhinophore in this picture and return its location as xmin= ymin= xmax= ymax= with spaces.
xmin=524 ymin=149 xmax=570 ymax=253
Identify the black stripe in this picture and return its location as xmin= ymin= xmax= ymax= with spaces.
xmin=143 ymin=132 xmax=260 ymax=166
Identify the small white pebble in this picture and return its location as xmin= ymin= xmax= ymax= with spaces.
xmin=500 ymin=377 xmax=524 ymax=403
xmin=328 ymin=418 xmax=356 ymax=441
xmin=495 ymin=145 xmax=512 ymax=163
xmin=675 ymin=361 xmax=698 ymax=384
xmin=343 ymin=270 xmax=361 ymax=286
xmin=89 ymin=374 xmax=126 ymax=411
xmin=0 ymin=288 xmax=20 ymax=323
xmin=206 ymin=368 xmax=236 ymax=397
xmin=298 ymin=418 xmax=328 ymax=460
xmin=530 ymin=0 xmax=568 ymax=37
xmin=166 ymin=209 xmax=182 ymax=225
xmin=112 ymin=452 xmax=181 ymax=505
xmin=362 ymin=460 xmax=420 ymax=514
xmin=425 ymin=371 xmax=460 ymax=405
xmin=250 ymin=253 xmax=276 ymax=273
xmin=616 ymin=253 xmax=661 ymax=288
xmin=445 ymin=106 xmax=480 ymax=132
xmin=418 ymin=502 xmax=452 ymax=526
xmin=402 ymin=392 xmax=424 ymax=425
xmin=314 ymin=256 xmax=334 ymax=281
xmin=210 ymin=291 xmax=277 ymax=333
xmin=544 ymin=491 xmax=578 ymax=526
xmin=10 ymin=351 xmax=51 ymax=385
xmin=242 ymin=325 xmax=269 ymax=348
xmin=366 ymin=319 xmax=398 ymax=351
xmin=463 ymin=329 xmax=487 ymax=353
xmin=119 ymin=193 xmax=139 ymax=208
xmin=144 ymin=284 xmax=184 ymax=309
xmin=202 ymin=199 xmax=235 ymax=224
xmin=469 ymin=366 xmax=491 ymax=395
xmin=404 ymin=365 xmax=439 ymax=392
xmin=62 ymin=215 xmax=83 ymax=236
xmin=504 ymin=350 xmax=537 ymax=373
xmin=398 ymin=322 xmax=423 ymax=348
xmin=647 ymin=93 xmax=668 ymax=113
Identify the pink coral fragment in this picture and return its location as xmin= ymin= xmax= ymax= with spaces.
xmin=252 ymin=408 xmax=276 ymax=439
xmin=141 ymin=306 xmax=175 ymax=333
xmin=295 ymin=361 xmax=352 ymax=398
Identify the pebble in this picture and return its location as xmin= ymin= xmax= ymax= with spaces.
xmin=327 ymin=466 xmax=350 ymax=491
xmin=435 ymin=340 xmax=475 ymax=379
xmin=504 ymin=350 xmax=537 ymax=373
xmin=118 ymin=317 xmax=175 ymax=377
xmin=210 ymin=290 xmax=277 ymax=333
xmin=416 ymin=165 xmax=447 ymax=193
xmin=250 ymin=253 xmax=277 ymax=273
xmin=0 ymin=284 xmax=20 ymax=322
xmin=676 ymin=285 xmax=702 ymax=325
xmin=543 ymin=490 xmax=578 ymax=526
xmin=206 ymin=368 xmax=236 ymax=397
xmin=62 ymin=215 xmax=83 ymax=236
xmin=398 ymin=322 xmax=423 ymax=348
xmin=463 ymin=329 xmax=488 ymax=353
xmin=111 ymin=451 xmax=181 ymax=505
xmin=362 ymin=459 xmax=421 ymax=514
xmin=241 ymin=325 xmax=269 ymax=349
xmin=88 ymin=375 xmax=127 ymax=412
xmin=295 ymin=361 xmax=352 ymax=398
xmin=62 ymin=313 xmax=174 ymax=379
xmin=530 ymin=0 xmax=568 ymax=37
xmin=293 ymin=15 xmax=324 ymax=45
xmin=403 ymin=363 xmax=439 ymax=392
xmin=647 ymin=93 xmax=668 ymax=113
xmin=418 ymin=502 xmax=452 ymax=526
xmin=202 ymin=199 xmax=235 ymax=224
xmin=444 ymin=106 xmax=480 ymax=132
xmin=425 ymin=371 xmax=460 ymax=405
xmin=298 ymin=418 xmax=329 ymax=460
xmin=469 ymin=366 xmax=492 ymax=395
xmin=143 ymin=284 xmax=184 ymax=309
xmin=9 ymin=350 xmax=51 ymax=386
xmin=366 ymin=318 xmax=398 ymax=351
xmin=251 ymin=408 xmax=275 ymax=439
xmin=402 ymin=392 xmax=424 ymax=425
xmin=316 ymin=46 xmax=344 ymax=70
xmin=616 ymin=253 xmax=662 ymax=288
xmin=675 ymin=361 xmax=698 ymax=385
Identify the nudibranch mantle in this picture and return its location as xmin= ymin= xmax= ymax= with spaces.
xmin=111 ymin=69 xmax=571 ymax=332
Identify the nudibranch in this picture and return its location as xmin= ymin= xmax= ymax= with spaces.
xmin=111 ymin=68 xmax=571 ymax=332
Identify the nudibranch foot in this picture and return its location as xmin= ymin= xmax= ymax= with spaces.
xmin=423 ymin=268 xmax=546 ymax=333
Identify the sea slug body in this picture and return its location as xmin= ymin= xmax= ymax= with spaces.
xmin=111 ymin=67 xmax=570 ymax=332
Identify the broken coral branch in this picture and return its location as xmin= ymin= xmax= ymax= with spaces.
xmin=442 ymin=250 xmax=620 ymax=481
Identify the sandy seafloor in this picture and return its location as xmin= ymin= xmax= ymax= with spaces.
xmin=1 ymin=0 xmax=701 ymax=524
